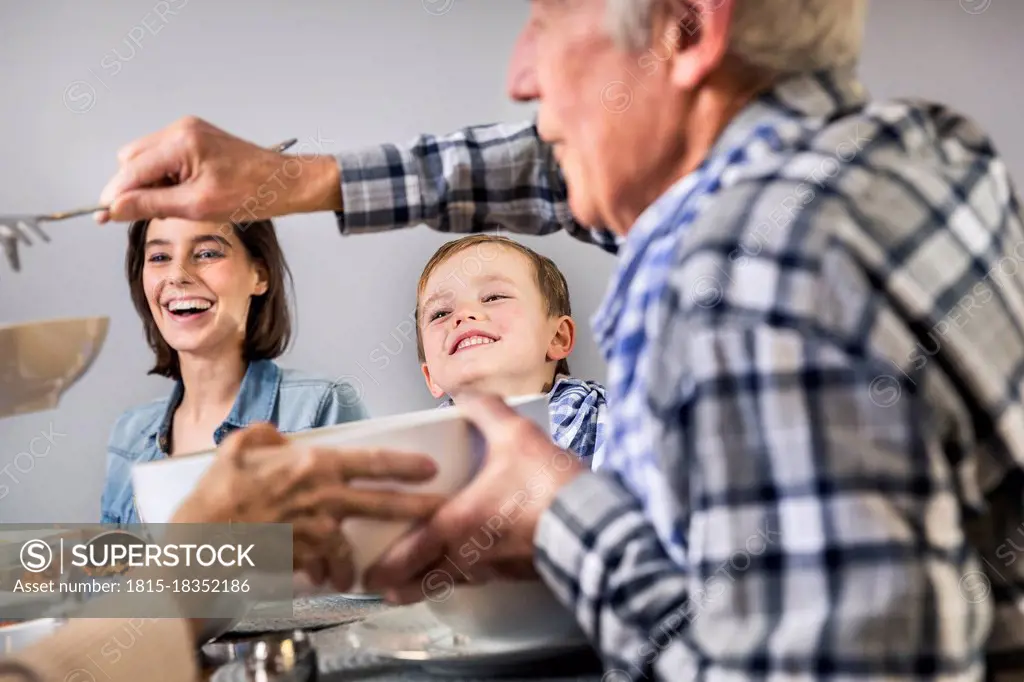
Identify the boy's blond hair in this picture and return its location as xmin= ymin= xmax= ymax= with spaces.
xmin=415 ymin=234 xmax=572 ymax=378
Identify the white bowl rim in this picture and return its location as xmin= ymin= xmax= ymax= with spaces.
xmin=0 ymin=315 xmax=110 ymax=331
xmin=131 ymin=392 xmax=549 ymax=469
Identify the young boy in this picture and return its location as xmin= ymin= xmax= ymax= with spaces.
xmin=415 ymin=234 xmax=607 ymax=469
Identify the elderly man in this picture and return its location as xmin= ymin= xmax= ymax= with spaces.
xmin=97 ymin=0 xmax=1024 ymax=680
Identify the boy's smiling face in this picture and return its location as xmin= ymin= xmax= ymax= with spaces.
xmin=418 ymin=244 xmax=574 ymax=401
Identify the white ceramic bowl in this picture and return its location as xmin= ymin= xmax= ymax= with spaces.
xmin=425 ymin=580 xmax=585 ymax=645
xmin=0 ymin=316 xmax=108 ymax=418
xmin=0 ymin=618 xmax=65 ymax=654
xmin=131 ymin=394 xmax=551 ymax=595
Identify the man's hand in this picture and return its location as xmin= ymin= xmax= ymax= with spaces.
xmin=363 ymin=393 xmax=586 ymax=603
xmin=97 ymin=117 xmax=342 ymax=224
xmin=172 ymin=423 xmax=445 ymax=593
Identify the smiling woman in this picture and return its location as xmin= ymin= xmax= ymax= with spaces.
xmin=128 ymin=219 xmax=290 ymax=380
xmin=99 ymin=218 xmax=369 ymax=526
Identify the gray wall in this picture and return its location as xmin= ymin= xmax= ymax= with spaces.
xmin=0 ymin=0 xmax=1020 ymax=522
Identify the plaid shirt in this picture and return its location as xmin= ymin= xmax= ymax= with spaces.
xmin=437 ymin=375 xmax=609 ymax=470
xmin=335 ymin=118 xmax=618 ymax=253
xmin=336 ymin=68 xmax=1024 ymax=681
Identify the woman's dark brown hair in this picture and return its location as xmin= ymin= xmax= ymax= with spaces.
xmin=126 ymin=219 xmax=294 ymax=379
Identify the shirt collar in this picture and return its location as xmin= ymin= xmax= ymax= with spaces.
xmin=714 ymin=66 xmax=868 ymax=156
xmin=150 ymin=359 xmax=282 ymax=452
xmin=591 ymin=68 xmax=868 ymax=358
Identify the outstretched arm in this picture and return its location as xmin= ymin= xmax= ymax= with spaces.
xmin=99 ymin=117 xmax=617 ymax=253
xmin=335 ymin=120 xmax=617 ymax=253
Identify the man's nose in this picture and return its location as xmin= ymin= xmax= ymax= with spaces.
xmin=507 ymin=23 xmax=539 ymax=102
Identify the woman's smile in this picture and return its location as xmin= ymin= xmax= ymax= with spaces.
xmin=162 ymin=296 xmax=216 ymax=325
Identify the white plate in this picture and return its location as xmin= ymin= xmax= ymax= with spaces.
xmin=340 ymin=601 xmax=591 ymax=674
xmin=425 ymin=580 xmax=584 ymax=644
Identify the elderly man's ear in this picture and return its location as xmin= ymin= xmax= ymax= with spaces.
xmin=663 ymin=0 xmax=736 ymax=88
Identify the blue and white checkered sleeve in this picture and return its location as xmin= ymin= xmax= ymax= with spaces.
xmin=333 ymin=120 xmax=617 ymax=253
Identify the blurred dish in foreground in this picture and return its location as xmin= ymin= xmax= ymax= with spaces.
xmin=0 ymin=316 xmax=108 ymax=418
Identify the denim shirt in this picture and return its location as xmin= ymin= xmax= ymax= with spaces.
xmin=100 ymin=359 xmax=368 ymax=524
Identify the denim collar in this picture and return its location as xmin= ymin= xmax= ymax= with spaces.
xmin=148 ymin=359 xmax=282 ymax=453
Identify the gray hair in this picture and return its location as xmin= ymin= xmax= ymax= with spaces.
xmin=605 ymin=0 xmax=867 ymax=74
